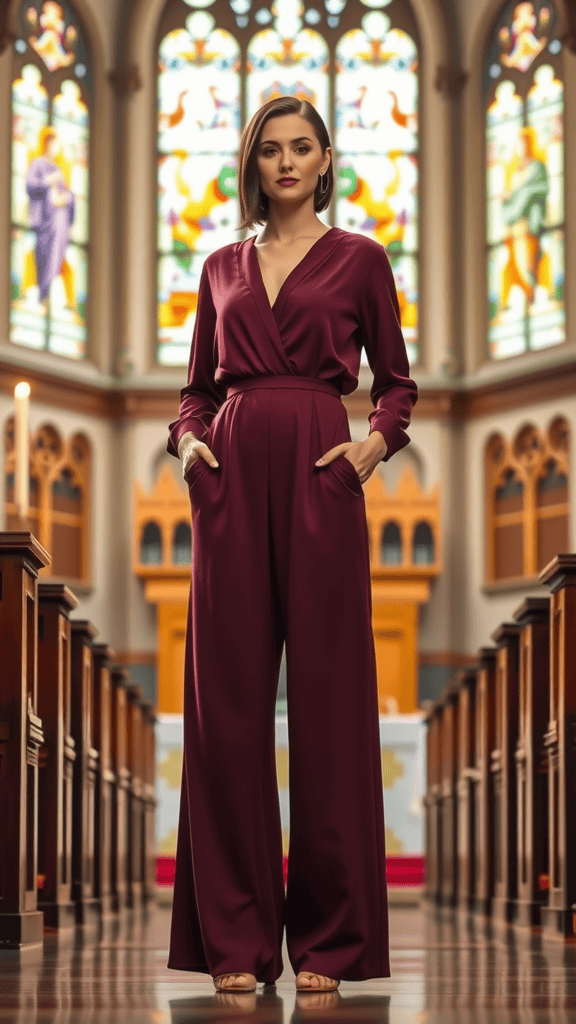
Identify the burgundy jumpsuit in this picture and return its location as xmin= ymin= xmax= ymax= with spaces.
xmin=166 ymin=226 xmax=418 ymax=983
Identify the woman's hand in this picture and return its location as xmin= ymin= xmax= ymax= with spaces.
xmin=177 ymin=431 xmax=219 ymax=482
xmin=315 ymin=430 xmax=387 ymax=484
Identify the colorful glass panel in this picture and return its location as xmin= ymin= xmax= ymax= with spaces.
xmin=157 ymin=18 xmax=240 ymax=365
xmin=335 ymin=12 xmax=419 ymax=363
xmin=157 ymin=0 xmax=420 ymax=365
xmin=246 ymin=2 xmax=329 ymax=122
xmin=485 ymin=1 xmax=564 ymax=360
xmin=10 ymin=1 xmax=91 ymax=359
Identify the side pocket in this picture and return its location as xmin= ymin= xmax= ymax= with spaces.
xmin=328 ymin=453 xmax=364 ymax=497
xmin=186 ymin=456 xmax=211 ymax=497
xmin=186 ymin=423 xmax=217 ymax=489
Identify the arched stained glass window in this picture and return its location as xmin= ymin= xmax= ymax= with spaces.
xmin=156 ymin=0 xmax=420 ymax=366
xmin=336 ymin=7 xmax=419 ymax=363
xmin=484 ymin=0 xmax=565 ymax=360
xmin=10 ymin=1 xmax=91 ymax=359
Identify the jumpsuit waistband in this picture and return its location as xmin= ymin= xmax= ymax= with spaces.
xmin=225 ymin=374 xmax=342 ymax=401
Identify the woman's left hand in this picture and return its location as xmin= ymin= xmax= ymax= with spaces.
xmin=315 ymin=430 xmax=387 ymax=484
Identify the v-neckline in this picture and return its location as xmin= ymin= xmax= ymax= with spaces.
xmin=249 ymin=226 xmax=337 ymax=313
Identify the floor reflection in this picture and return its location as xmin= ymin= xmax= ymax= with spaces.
xmin=169 ymin=991 xmax=391 ymax=1023
xmin=0 ymin=903 xmax=574 ymax=1024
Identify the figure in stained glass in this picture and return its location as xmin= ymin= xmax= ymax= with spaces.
xmin=485 ymin=0 xmax=564 ymax=359
xmin=26 ymin=1 xmax=77 ymax=72
xmin=25 ymin=125 xmax=77 ymax=311
xmin=11 ymin=0 xmax=90 ymax=359
xmin=499 ymin=2 xmax=550 ymax=72
xmin=496 ymin=126 xmax=550 ymax=316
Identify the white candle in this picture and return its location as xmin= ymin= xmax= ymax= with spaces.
xmin=14 ymin=382 xmax=30 ymax=524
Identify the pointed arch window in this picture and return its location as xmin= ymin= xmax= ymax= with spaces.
xmin=4 ymin=420 xmax=92 ymax=582
xmin=485 ymin=418 xmax=570 ymax=583
xmin=156 ymin=0 xmax=420 ymax=366
xmin=140 ymin=522 xmax=163 ymax=565
xmin=10 ymin=0 xmax=91 ymax=359
xmin=411 ymin=520 xmax=434 ymax=564
xmin=484 ymin=0 xmax=565 ymax=360
xmin=172 ymin=521 xmax=192 ymax=564
xmin=381 ymin=520 xmax=402 ymax=565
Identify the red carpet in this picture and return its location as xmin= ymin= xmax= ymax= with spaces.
xmin=156 ymin=854 xmax=425 ymax=889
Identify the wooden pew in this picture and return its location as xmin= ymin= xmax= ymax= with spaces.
xmin=422 ymin=553 xmax=575 ymax=937
xmin=109 ymin=665 xmax=130 ymax=912
xmin=70 ymin=620 xmax=100 ymax=928
xmin=0 ymin=532 xmax=50 ymax=949
xmin=511 ymin=596 xmax=550 ymax=926
xmin=0 ymin=533 xmax=159 ymax=941
xmin=539 ymin=555 xmax=576 ymax=938
xmin=140 ymin=699 xmax=158 ymax=904
xmin=438 ymin=685 xmax=458 ymax=908
xmin=37 ymin=583 xmax=78 ymax=931
xmin=92 ymin=643 xmax=115 ymax=918
xmin=489 ymin=621 xmax=521 ymax=922
xmin=424 ymin=700 xmax=442 ymax=904
xmin=126 ymin=683 xmax=145 ymax=909
xmin=455 ymin=666 xmax=477 ymax=912
xmin=472 ymin=646 xmax=497 ymax=915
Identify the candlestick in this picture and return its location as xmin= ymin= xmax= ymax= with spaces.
xmin=14 ymin=382 xmax=30 ymax=525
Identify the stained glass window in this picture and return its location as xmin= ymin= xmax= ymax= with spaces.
xmin=10 ymin=1 xmax=91 ymax=360
xmin=156 ymin=0 xmax=420 ymax=366
xmin=484 ymin=0 xmax=565 ymax=360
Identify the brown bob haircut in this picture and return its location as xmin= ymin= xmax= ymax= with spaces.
xmin=237 ymin=96 xmax=334 ymax=231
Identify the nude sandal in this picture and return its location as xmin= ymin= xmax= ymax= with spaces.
xmin=213 ymin=972 xmax=257 ymax=992
xmin=295 ymin=972 xmax=340 ymax=991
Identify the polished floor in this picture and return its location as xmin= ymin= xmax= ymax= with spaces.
xmin=1 ymin=900 xmax=575 ymax=1023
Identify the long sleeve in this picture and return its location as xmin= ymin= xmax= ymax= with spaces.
xmin=166 ymin=259 xmax=228 ymax=458
xmin=357 ymin=248 xmax=418 ymax=463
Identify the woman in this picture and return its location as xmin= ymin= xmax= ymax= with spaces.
xmin=166 ymin=95 xmax=418 ymax=994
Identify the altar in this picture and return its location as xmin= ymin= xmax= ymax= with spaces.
xmin=155 ymin=712 xmax=426 ymax=894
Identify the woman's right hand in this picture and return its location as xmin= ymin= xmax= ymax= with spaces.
xmin=177 ymin=431 xmax=219 ymax=482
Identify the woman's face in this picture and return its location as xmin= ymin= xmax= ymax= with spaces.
xmin=255 ymin=113 xmax=331 ymax=209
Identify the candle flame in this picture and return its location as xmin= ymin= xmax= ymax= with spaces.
xmin=15 ymin=381 xmax=31 ymax=399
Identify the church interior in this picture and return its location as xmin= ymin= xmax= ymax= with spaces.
xmin=1 ymin=0 xmax=576 ymax=1018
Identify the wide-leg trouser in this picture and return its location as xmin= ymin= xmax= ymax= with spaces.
xmin=167 ymin=374 xmax=390 ymax=983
